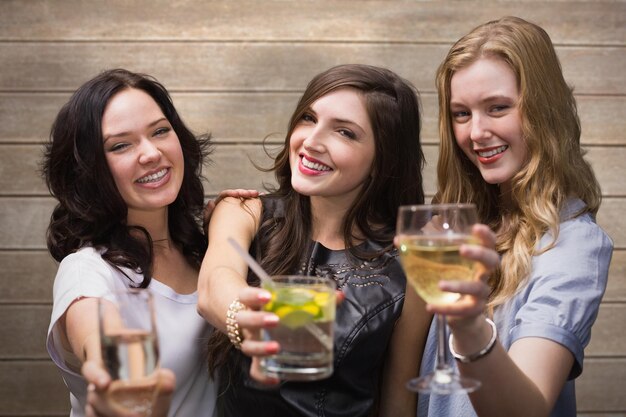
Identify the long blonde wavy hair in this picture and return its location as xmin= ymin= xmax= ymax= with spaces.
xmin=434 ymin=16 xmax=602 ymax=307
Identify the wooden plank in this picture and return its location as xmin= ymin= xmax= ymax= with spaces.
xmin=0 ymin=252 xmax=57 ymax=303
xmin=596 ymin=199 xmax=626 ymax=250
xmin=0 ymin=359 xmax=619 ymax=415
xmin=577 ymin=358 xmax=626 ymax=413
xmin=206 ymin=144 xmax=278 ymax=193
xmin=1 ymin=142 xmax=420 ymax=194
xmin=606 ymin=250 xmax=626 ymax=302
xmin=578 ymin=96 xmax=626 ymax=146
xmin=176 ymin=92 xmax=437 ymax=147
xmin=0 ymin=306 xmax=51 ymax=359
xmin=0 ymin=197 xmax=55 ymax=249
xmin=422 ymin=147 xmax=626 ymax=199
xmin=2 ymin=142 xmax=621 ymax=198
xmin=578 ymin=414 xmax=626 ymax=417
xmin=4 ymin=42 xmax=444 ymax=92
xmin=0 ymin=200 xmax=624 ymax=253
xmin=0 ymin=145 xmax=47 ymax=194
xmin=1 ymin=1 xmax=623 ymax=45
xmin=585 ymin=147 xmax=626 ymax=197
xmin=3 ymin=93 xmax=623 ymax=146
xmin=0 ymin=91 xmax=302 ymax=144
xmin=0 ymin=144 xmax=282 ymax=196
xmin=8 ymin=288 xmax=622 ymax=359
xmin=1 ymin=247 xmax=621 ymax=304
xmin=0 ymin=92 xmax=68 ymax=143
xmin=0 ymin=359 xmax=621 ymax=415
xmin=0 ymin=43 xmax=623 ymax=95
xmin=206 ymin=144 xmax=434 ymax=197
xmin=4 ymin=299 xmax=621 ymax=361
xmin=586 ymin=304 xmax=626 ymax=357
xmin=0 ymin=360 xmax=70 ymax=415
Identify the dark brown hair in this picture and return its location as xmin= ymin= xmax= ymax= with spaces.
xmin=260 ymin=63 xmax=425 ymax=274
xmin=42 ymin=68 xmax=210 ymax=286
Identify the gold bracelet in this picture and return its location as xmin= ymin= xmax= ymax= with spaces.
xmin=449 ymin=317 xmax=497 ymax=363
xmin=226 ymin=298 xmax=246 ymax=349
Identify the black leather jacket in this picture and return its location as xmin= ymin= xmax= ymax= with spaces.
xmin=217 ymin=197 xmax=407 ymax=417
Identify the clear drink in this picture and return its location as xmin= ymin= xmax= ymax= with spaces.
xmin=398 ymin=235 xmax=478 ymax=305
xmin=261 ymin=276 xmax=336 ymax=381
xmin=101 ymin=329 xmax=158 ymax=381
xmin=98 ymin=290 xmax=159 ymax=415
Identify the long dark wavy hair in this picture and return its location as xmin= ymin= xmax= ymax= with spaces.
xmin=260 ymin=63 xmax=425 ymax=274
xmin=207 ymin=63 xmax=425 ymax=374
xmin=41 ymin=69 xmax=211 ymax=287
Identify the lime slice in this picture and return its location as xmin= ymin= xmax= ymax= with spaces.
xmin=274 ymin=305 xmax=294 ymax=318
xmin=313 ymin=292 xmax=330 ymax=307
xmin=279 ymin=310 xmax=315 ymax=329
xmin=301 ymin=303 xmax=320 ymax=318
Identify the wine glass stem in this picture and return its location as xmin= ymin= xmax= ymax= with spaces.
xmin=435 ymin=314 xmax=451 ymax=373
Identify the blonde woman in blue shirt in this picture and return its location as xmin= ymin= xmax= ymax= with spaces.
xmin=418 ymin=16 xmax=613 ymax=417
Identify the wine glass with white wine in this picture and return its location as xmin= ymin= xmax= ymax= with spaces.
xmin=396 ymin=204 xmax=481 ymax=394
xmin=98 ymin=289 xmax=160 ymax=416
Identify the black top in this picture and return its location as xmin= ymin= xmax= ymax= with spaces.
xmin=217 ymin=196 xmax=407 ymax=417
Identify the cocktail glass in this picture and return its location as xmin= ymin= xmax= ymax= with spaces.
xmin=98 ymin=289 xmax=159 ymax=415
xmin=260 ymin=275 xmax=336 ymax=381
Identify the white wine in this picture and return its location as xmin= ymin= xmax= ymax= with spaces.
xmin=399 ymin=235 xmax=477 ymax=305
xmin=101 ymin=329 xmax=159 ymax=414
xmin=396 ymin=204 xmax=482 ymax=394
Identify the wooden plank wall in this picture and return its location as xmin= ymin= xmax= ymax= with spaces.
xmin=0 ymin=1 xmax=624 ymax=415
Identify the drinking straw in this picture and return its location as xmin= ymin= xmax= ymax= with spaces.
xmin=227 ymin=237 xmax=273 ymax=283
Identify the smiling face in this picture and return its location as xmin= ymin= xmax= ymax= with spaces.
xmin=450 ymin=57 xmax=527 ymax=192
xmin=288 ymin=87 xmax=376 ymax=207
xmin=101 ymin=88 xmax=184 ymax=221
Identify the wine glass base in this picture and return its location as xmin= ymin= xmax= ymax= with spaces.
xmin=406 ymin=370 xmax=481 ymax=395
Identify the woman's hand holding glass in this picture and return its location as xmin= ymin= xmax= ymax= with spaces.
xmin=396 ymin=204 xmax=500 ymax=394
xmin=82 ymin=361 xmax=175 ymax=417
xmin=428 ymin=223 xmax=501 ymax=371
xmin=234 ymin=286 xmax=344 ymax=385
xmin=235 ymin=287 xmax=283 ymax=385
xmin=427 ymin=223 xmax=499 ymax=320
xmin=87 ymin=289 xmax=175 ymax=417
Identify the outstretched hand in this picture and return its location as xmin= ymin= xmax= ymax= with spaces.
xmin=82 ymin=360 xmax=176 ymax=417
xmin=235 ymin=287 xmax=282 ymax=385
xmin=235 ymin=286 xmax=344 ymax=385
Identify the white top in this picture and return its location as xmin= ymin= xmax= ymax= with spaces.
xmin=46 ymin=246 xmax=217 ymax=417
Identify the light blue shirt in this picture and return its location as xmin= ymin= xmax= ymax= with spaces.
xmin=417 ymin=199 xmax=613 ymax=417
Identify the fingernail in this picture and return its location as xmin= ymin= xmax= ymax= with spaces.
xmin=438 ymin=280 xmax=452 ymax=289
xmin=258 ymin=291 xmax=272 ymax=302
xmin=265 ymin=342 xmax=280 ymax=354
xmin=263 ymin=314 xmax=279 ymax=326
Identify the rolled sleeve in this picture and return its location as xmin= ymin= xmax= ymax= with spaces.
xmin=506 ymin=213 xmax=612 ymax=379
